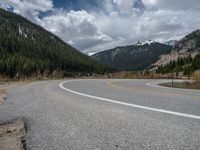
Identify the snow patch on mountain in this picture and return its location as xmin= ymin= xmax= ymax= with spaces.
xmin=164 ymin=40 xmax=177 ymax=46
xmin=18 ymin=24 xmax=27 ymax=38
xmin=87 ymin=52 xmax=97 ymax=56
xmin=18 ymin=24 xmax=23 ymax=35
xmin=135 ymin=40 xmax=156 ymax=46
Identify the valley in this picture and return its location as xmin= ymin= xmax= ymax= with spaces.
xmin=0 ymin=2 xmax=200 ymax=150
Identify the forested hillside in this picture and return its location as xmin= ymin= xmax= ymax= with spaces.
xmin=154 ymin=30 xmax=200 ymax=67
xmin=0 ymin=9 xmax=112 ymax=78
xmin=155 ymin=30 xmax=200 ymax=76
xmin=156 ymin=54 xmax=200 ymax=76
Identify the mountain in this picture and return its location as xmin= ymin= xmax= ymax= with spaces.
xmin=135 ymin=40 xmax=156 ymax=46
xmin=91 ymin=41 xmax=172 ymax=71
xmin=86 ymin=52 xmax=97 ymax=56
xmin=155 ymin=30 xmax=200 ymax=75
xmin=154 ymin=30 xmax=200 ymax=67
xmin=0 ymin=9 xmax=112 ymax=78
xmin=164 ymin=40 xmax=177 ymax=46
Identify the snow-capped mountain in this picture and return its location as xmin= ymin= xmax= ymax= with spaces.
xmin=164 ymin=40 xmax=177 ymax=46
xmin=86 ymin=52 xmax=97 ymax=56
xmin=135 ymin=40 xmax=156 ymax=46
xmin=91 ymin=41 xmax=172 ymax=71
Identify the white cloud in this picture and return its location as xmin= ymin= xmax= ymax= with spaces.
xmin=142 ymin=0 xmax=157 ymax=7
xmin=0 ymin=0 xmax=200 ymax=53
xmin=143 ymin=0 xmax=200 ymax=10
xmin=41 ymin=10 xmax=112 ymax=51
xmin=0 ymin=0 xmax=53 ymax=23
xmin=92 ymin=6 xmax=200 ymax=51
xmin=112 ymin=0 xmax=134 ymax=14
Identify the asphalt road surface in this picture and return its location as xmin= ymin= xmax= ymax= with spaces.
xmin=0 ymin=79 xmax=200 ymax=150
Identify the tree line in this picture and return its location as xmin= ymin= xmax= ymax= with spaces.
xmin=156 ymin=54 xmax=200 ymax=76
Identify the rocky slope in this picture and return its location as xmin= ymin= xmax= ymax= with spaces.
xmin=153 ymin=30 xmax=200 ymax=68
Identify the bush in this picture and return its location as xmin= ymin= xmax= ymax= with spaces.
xmin=192 ymin=70 xmax=200 ymax=87
xmin=192 ymin=70 xmax=200 ymax=80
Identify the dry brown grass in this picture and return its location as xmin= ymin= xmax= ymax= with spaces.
xmin=0 ymin=89 xmax=6 ymax=105
xmin=109 ymin=71 xmax=168 ymax=79
xmin=191 ymin=70 xmax=200 ymax=87
xmin=192 ymin=70 xmax=200 ymax=79
xmin=160 ymin=81 xmax=200 ymax=90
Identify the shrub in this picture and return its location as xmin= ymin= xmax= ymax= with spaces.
xmin=192 ymin=70 xmax=200 ymax=87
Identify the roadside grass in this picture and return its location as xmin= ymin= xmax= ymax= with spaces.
xmin=110 ymin=71 xmax=167 ymax=79
xmin=160 ymin=81 xmax=200 ymax=90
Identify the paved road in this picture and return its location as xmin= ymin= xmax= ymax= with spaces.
xmin=0 ymin=79 xmax=200 ymax=150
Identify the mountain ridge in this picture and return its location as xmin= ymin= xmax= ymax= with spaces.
xmin=91 ymin=41 xmax=172 ymax=71
xmin=134 ymin=40 xmax=156 ymax=46
xmin=153 ymin=30 xmax=200 ymax=68
xmin=164 ymin=40 xmax=177 ymax=46
xmin=154 ymin=30 xmax=200 ymax=75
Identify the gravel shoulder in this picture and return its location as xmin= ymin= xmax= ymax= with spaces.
xmin=160 ymin=81 xmax=200 ymax=90
xmin=0 ymin=119 xmax=26 ymax=150
xmin=0 ymin=81 xmax=30 ymax=150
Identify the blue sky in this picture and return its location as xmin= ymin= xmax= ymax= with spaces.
xmin=1 ymin=0 xmax=200 ymax=54
xmin=53 ymin=0 xmax=103 ymax=11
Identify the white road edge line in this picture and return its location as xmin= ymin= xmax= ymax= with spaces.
xmin=59 ymin=80 xmax=200 ymax=120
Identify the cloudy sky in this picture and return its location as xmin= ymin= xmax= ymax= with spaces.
xmin=0 ymin=0 xmax=200 ymax=53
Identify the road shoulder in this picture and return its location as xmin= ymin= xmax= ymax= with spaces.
xmin=0 ymin=81 xmax=30 ymax=150
xmin=0 ymin=119 xmax=26 ymax=150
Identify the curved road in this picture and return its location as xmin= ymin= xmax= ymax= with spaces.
xmin=0 ymin=79 xmax=200 ymax=150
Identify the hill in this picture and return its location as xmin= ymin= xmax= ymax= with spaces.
xmin=164 ymin=40 xmax=177 ymax=46
xmin=156 ymin=54 xmax=200 ymax=76
xmin=0 ymin=9 xmax=112 ymax=78
xmin=154 ymin=30 xmax=200 ymax=75
xmin=154 ymin=30 xmax=200 ymax=67
xmin=155 ymin=30 xmax=200 ymax=76
xmin=91 ymin=41 xmax=172 ymax=71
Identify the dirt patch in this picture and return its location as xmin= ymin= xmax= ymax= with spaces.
xmin=0 ymin=119 xmax=26 ymax=150
xmin=160 ymin=81 xmax=200 ymax=90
